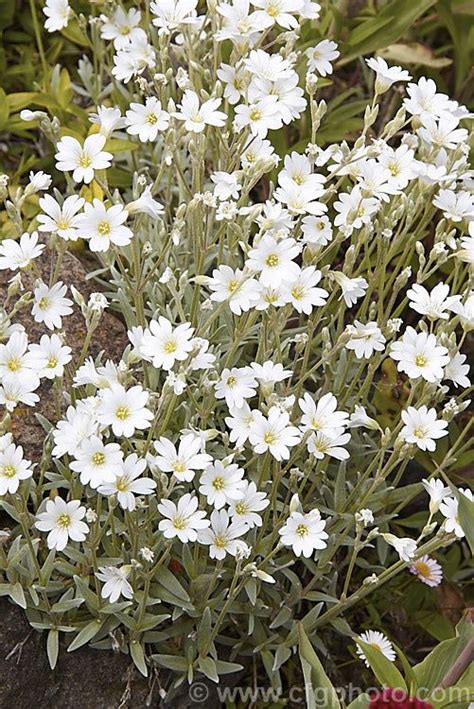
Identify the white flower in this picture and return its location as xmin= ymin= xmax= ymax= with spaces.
xmin=150 ymin=0 xmax=199 ymax=32
xmin=37 ymin=194 xmax=85 ymax=241
xmin=96 ymin=565 xmax=134 ymax=603
xmin=365 ymin=56 xmax=411 ymax=93
xmin=127 ymin=185 xmax=165 ymax=218
xmin=345 ymin=321 xmax=386 ymax=359
xmin=198 ymin=509 xmax=248 ymax=560
xmin=400 ymin=406 xmax=448 ymax=452
xmin=125 ymin=97 xmax=170 ymax=141
xmin=112 ymin=30 xmax=156 ymax=83
xmin=279 ymin=509 xmax=328 ymax=557
xmin=32 ymin=281 xmax=73 ymax=330
xmin=307 ymin=430 xmax=351 ymax=460
xmin=421 ymin=477 xmax=451 ymax=514
xmin=173 ymin=90 xmax=226 ymax=133
xmin=153 ymin=433 xmax=212 ymax=482
xmin=356 ymin=630 xmax=396 ymax=667
xmin=158 ymin=493 xmax=209 ymax=543
xmin=348 ymin=405 xmax=380 ymax=431
xmin=282 ymin=266 xmax=328 ymax=314
xmin=299 ymin=392 xmax=348 ymax=435
xmin=35 ymin=498 xmax=89 ymax=551
xmin=444 ymin=353 xmax=470 ymax=388
xmin=355 ymin=509 xmax=374 ymax=528
xmin=440 ymin=489 xmax=472 ymax=538
xmin=208 ymin=266 xmax=260 ymax=315
xmin=43 ymin=0 xmax=71 ymax=32
xmin=70 ymin=436 xmax=123 ymax=488
xmin=252 ymin=0 xmax=303 ymax=29
xmin=391 ymin=327 xmax=449 ymax=382
xmin=0 ymin=330 xmax=39 ymax=384
xmin=404 ymin=77 xmax=455 ymax=122
xmin=228 ymin=481 xmax=269 ymax=528
xmin=211 ymin=171 xmax=241 ymax=201
xmin=246 ymin=234 xmax=300 ymax=286
xmin=28 ymin=334 xmax=72 ymax=379
xmin=140 ymin=317 xmax=194 ymax=370
xmin=249 ymin=406 xmax=301 ymax=460
xmin=199 ymin=460 xmax=245 ymax=509
xmin=334 ymin=186 xmax=380 ymax=234
xmin=306 ymin=40 xmax=339 ymax=76
xmin=409 ymin=555 xmax=443 ymax=587
xmin=55 ymin=135 xmax=113 ymax=184
xmin=301 ymin=215 xmax=333 ymax=246
xmin=26 ymin=171 xmax=52 ymax=194
xmin=100 ymin=7 xmax=142 ymax=49
xmin=0 ymin=443 xmax=33 ymax=495
xmin=89 ymin=106 xmax=126 ymax=137
xmin=97 ymin=384 xmax=153 ymax=437
xmin=333 ymin=273 xmax=368 ymax=307
xmin=250 ymin=360 xmax=292 ymax=385
xmin=52 ymin=401 xmax=99 ymax=457
xmin=383 ymin=533 xmax=417 ymax=561
xmin=76 ymin=199 xmax=133 ymax=252
xmin=0 ymin=375 xmax=40 ymax=411
xmin=215 ymin=367 xmax=257 ymax=408
xmin=98 ymin=454 xmax=156 ymax=511
xmin=0 ymin=231 xmax=45 ymax=271
xmin=225 ymin=403 xmax=258 ymax=447
xmin=234 ymin=97 xmax=281 ymax=138
xmin=407 ymin=283 xmax=460 ymax=320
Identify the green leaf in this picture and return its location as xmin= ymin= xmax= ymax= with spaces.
xmin=197 ymin=607 xmax=212 ymax=655
xmin=130 ymin=640 xmax=148 ymax=677
xmin=0 ymin=87 xmax=10 ymax=131
xmin=67 ymin=620 xmax=103 ymax=652
xmin=151 ymin=653 xmax=188 ymax=672
xmin=47 ymin=629 xmax=59 ymax=670
xmin=9 ymin=582 xmax=27 ymax=609
xmin=298 ymin=625 xmax=341 ymax=709
xmin=357 ymin=640 xmax=407 ymax=690
xmin=198 ymin=656 xmax=219 ymax=683
xmin=347 ymin=697 xmax=370 ymax=709
xmin=341 ymin=0 xmax=438 ymax=64
xmin=414 ymin=615 xmax=474 ymax=691
xmin=457 ymin=493 xmax=474 ymax=555
xmin=154 ymin=566 xmax=191 ymax=603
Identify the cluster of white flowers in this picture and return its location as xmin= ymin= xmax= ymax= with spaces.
xmin=0 ymin=0 xmax=471 ymax=682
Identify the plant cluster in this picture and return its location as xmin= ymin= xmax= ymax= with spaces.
xmin=0 ymin=0 xmax=472 ymax=705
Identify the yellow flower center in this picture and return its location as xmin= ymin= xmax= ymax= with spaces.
xmin=415 ymin=354 xmax=427 ymax=367
xmin=78 ymin=152 xmax=92 ymax=168
xmin=7 ymin=359 xmax=20 ymax=372
xmin=98 ymin=221 xmax=111 ymax=236
xmin=3 ymin=465 xmax=16 ymax=478
xmin=293 ymin=175 xmax=304 ymax=185
xmin=267 ymin=4 xmax=279 ymax=16
xmin=57 ymin=513 xmax=71 ymax=528
xmin=291 ymin=286 xmax=304 ymax=300
xmin=173 ymin=462 xmax=186 ymax=474
xmin=173 ymin=517 xmax=187 ymax=530
xmin=264 ymin=431 xmax=275 ymax=444
xmin=227 ymin=279 xmax=239 ymax=293
xmin=266 ymin=254 xmax=279 ymax=268
xmin=249 ymin=108 xmax=262 ymax=122
xmin=119 ymin=24 xmax=131 ymax=35
xmin=413 ymin=427 xmax=425 ymax=439
xmin=115 ymin=406 xmax=130 ymax=420
xmin=57 ymin=219 xmax=69 ymax=230
xmin=38 ymin=297 xmax=49 ymax=310
xmin=92 ymin=452 xmax=106 ymax=466
xmin=164 ymin=340 xmax=177 ymax=354
xmin=47 ymin=357 xmax=58 ymax=369
xmin=414 ymin=561 xmax=431 ymax=578
xmin=214 ymin=535 xmax=227 ymax=548
xmin=116 ymin=477 xmax=129 ymax=492
xmin=296 ymin=523 xmax=308 ymax=537
xmin=226 ymin=375 xmax=237 ymax=387
xmin=146 ymin=113 xmax=158 ymax=125
xmin=235 ymin=502 xmax=247 ymax=515
xmin=212 ymin=476 xmax=225 ymax=490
